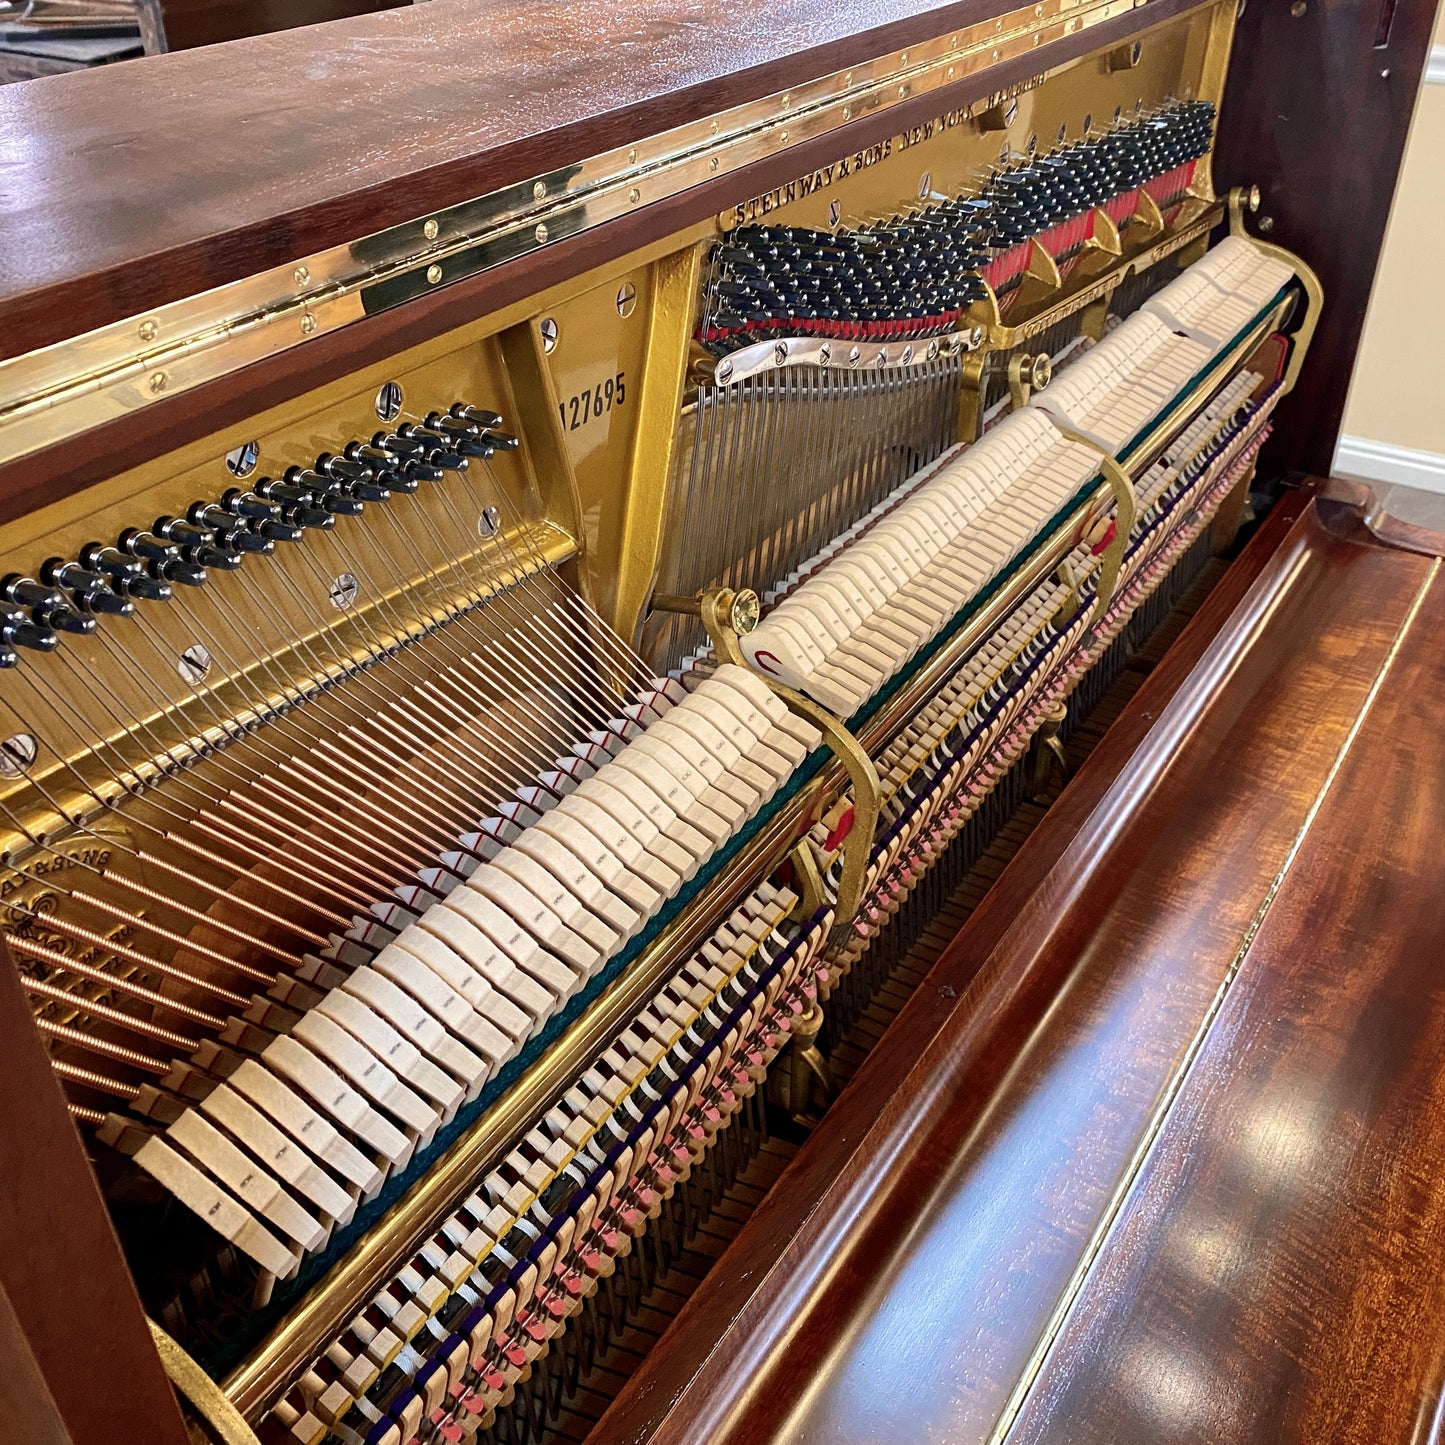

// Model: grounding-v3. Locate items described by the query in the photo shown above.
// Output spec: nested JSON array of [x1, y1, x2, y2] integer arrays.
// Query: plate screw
[[423, 218, 439, 240], [225, 441, 259, 477], [717, 359, 734, 383], [829, 199, 842, 226], [774, 342, 788, 365], [540, 317, 558, 353], [478, 506, 501, 538], [375, 381, 403, 421], [178, 644, 213, 684], [918, 171, 932, 198], [0, 734, 37, 778], [294, 266, 310, 286], [328, 573, 359, 610], [616, 282, 637, 317]]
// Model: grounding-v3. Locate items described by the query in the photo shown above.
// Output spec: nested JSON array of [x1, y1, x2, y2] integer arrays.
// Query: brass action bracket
[[1227, 185, 1323, 398], [1050, 431, 1139, 629], [652, 587, 883, 939]]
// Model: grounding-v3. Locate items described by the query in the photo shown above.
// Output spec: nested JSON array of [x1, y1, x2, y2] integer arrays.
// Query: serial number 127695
[[558, 372, 627, 432]]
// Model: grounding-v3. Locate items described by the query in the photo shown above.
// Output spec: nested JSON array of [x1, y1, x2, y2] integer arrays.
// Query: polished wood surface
[[0, 936, 190, 1445], [590, 489, 1445, 1445], [0, 0, 1196, 527], [150, 0, 402, 54], [0, 0, 1193, 358], [1007, 548, 1445, 1442], [1214, 0, 1438, 479]]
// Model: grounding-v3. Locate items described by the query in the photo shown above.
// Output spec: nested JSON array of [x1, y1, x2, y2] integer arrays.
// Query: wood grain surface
[[1005, 552, 1445, 1442], [0, 0, 1188, 358], [588, 491, 1445, 1445], [0, 0, 1198, 524], [0, 935, 190, 1445]]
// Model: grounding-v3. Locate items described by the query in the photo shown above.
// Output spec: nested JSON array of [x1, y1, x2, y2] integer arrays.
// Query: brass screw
[[137, 319, 158, 343], [293, 265, 310, 286], [616, 281, 637, 318], [1290, 1, 1306, 14], [426, 263, 443, 284], [423, 218, 439, 240], [535, 222, 548, 243], [628, 187, 641, 203], [710, 156, 719, 171], [533, 180, 546, 200], [300, 312, 317, 335], [148, 371, 167, 394]]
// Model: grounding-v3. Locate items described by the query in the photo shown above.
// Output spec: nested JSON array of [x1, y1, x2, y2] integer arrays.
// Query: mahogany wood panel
[[0, 936, 190, 1445], [0, 0, 1200, 525], [588, 492, 1445, 1444], [1213, 0, 1438, 479], [154, 0, 403, 54], [0, 0, 1194, 360], [1003, 555, 1445, 1443]]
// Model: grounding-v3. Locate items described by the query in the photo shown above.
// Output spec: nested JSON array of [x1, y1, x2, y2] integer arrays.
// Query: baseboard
[[1333, 435, 1445, 494]]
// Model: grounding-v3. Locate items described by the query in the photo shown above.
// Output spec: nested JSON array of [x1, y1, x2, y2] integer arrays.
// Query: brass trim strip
[[150, 1320, 264, 1445], [0, 0, 1164, 470]]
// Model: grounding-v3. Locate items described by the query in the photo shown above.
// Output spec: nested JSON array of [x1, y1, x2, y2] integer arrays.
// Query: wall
[[1334, 5, 1445, 491]]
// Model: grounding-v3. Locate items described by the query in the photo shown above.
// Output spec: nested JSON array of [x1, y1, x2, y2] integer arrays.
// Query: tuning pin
[[77, 544, 143, 580], [451, 404, 505, 429], [35, 604, 97, 636], [278, 502, 335, 531], [219, 489, 276, 521], [315, 454, 370, 483], [0, 608, 58, 652], [71, 582, 135, 618], [154, 556, 208, 587], [118, 573, 172, 603], [2, 575, 65, 611], [252, 515, 303, 543], [119, 529, 176, 565]]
